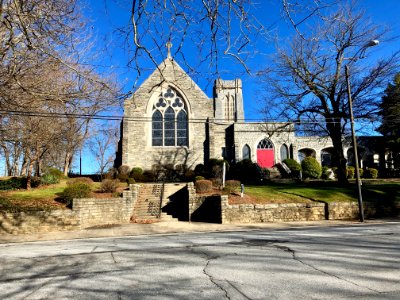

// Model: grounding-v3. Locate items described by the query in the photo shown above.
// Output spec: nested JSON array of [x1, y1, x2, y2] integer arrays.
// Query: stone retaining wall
[[0, 184, 140, 235], [0, 210, 79, 234], [220, 196, 399, 224], [221, 196, 326, 224]]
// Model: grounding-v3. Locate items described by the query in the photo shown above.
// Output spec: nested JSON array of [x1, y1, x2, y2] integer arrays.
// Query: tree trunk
[[20, 155, 28, 176], [26, 160, 35, 190], [35, 159, 43, 177], [11, 145, 21, 176], [328, 128, 348, 185], [1, 144, 12, 176], [63, 151, 72, 176], [20, 147, 32, 176]]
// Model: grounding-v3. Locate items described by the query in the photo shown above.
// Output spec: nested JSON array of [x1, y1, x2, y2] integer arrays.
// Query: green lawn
[[1, 177, 399, 211], [0, 181, 68, 212], [0, 179, 128, 212], [245, 180, 400, 204]]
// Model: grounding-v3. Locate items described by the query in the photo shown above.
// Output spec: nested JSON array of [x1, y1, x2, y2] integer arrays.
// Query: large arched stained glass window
[[151, 87, 188, 147]]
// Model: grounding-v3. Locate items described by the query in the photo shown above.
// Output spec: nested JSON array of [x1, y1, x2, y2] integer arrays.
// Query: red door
[[257, 149, 274, 168]]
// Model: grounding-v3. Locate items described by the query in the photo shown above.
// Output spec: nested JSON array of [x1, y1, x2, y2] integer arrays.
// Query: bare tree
[[0, 0, 120, 187], [117, 0, 271, 86], [259, 2, 400, 184], [89, 125, 119, 177]]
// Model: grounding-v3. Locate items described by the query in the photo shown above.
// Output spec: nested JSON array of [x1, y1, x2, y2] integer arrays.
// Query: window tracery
[[151, 87, 188, 147]]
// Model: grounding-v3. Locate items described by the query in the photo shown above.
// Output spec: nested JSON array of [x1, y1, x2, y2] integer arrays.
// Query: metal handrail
[[158, 182, 165, 219]]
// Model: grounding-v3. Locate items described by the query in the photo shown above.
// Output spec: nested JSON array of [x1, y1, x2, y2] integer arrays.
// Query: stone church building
[[115, 53, 388, 173]]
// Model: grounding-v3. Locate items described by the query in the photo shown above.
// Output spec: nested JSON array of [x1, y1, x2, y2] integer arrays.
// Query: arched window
[[257, 139, 274, 149], [164, 107, 175, 146], [177, 110, 188, 146], [280, 144, 289, 161], [151, 87, 188, 147], [257, 138, 274, 168], [242, 144, 251, 160], [152, 110, 163, 146]]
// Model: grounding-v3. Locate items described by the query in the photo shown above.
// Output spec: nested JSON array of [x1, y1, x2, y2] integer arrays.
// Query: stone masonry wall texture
[[219, 196, 395, 224], [122, 58, 213, 170], [0, 185, 139, 235]]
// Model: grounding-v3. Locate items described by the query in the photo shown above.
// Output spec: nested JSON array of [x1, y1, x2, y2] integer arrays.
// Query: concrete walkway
[[1, 219, 394, 244]]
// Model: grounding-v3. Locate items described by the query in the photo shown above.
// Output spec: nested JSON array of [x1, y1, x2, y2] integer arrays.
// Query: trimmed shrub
[[40, 173, 60, 185], [0, 177, 26, 190], [195, 176, 205, 181], [31, 176, 41, 188], [206, 159, 230, 178], [130, 167, 143, 180], [46, 167, 66, 179], [104, 168, 118, 179], [321, 166, 333, 180], [194, 164, 206, 177], [118, 165, 131, 182], [282, 159, 302, 178], [331, 167, 338, 179], [141, 170, 156, 182], [127, 177, 136, 185], [347, 167, 365, 178], [100, 179, 120, 193], [229, 159, 260, 184], [347, 166, 355, 179], [183, 170, 196, 182], [364, 168, 378, 179], [195, 179, 213, 193], [301, 157, 322, 179], [224, 180, 241, 194], [67, 177, 94, 186], [62, 182, 91, 205]]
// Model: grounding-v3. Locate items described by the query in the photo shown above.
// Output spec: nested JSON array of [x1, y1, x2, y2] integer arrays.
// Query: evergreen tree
[[378, 73, 400, 170]]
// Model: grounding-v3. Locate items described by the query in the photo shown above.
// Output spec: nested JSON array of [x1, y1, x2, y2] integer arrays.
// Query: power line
[[0, 109, 391, 125]]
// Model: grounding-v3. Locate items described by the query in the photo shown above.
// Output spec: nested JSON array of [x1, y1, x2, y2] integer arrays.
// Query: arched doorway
[[321, 147, 335, 167], [298, 148, 316, 162], [257, 139, 274, 168]]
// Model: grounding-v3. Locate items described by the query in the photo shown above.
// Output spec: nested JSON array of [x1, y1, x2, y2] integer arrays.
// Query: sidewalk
[[1, 219, 393, 244]]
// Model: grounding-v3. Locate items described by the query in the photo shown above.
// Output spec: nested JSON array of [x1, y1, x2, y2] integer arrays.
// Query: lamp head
[[366, 40, 379, 47]]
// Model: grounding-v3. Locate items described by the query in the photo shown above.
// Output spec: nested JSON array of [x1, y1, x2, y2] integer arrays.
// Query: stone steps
[[131, 183, 163, 222], [131, 183, 187, 223], [160, 212, 179, 222]]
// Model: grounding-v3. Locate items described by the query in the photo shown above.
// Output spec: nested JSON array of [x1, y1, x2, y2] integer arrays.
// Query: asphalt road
[[0, 222, 399, 299]]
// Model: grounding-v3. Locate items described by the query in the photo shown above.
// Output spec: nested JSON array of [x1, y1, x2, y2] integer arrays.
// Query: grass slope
[[244, 181, 400, 204]]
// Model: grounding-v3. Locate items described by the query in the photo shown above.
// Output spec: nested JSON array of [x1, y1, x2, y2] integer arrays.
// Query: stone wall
[[221, 196, 326, 223], [220, 196, 399, 224], [0, 184, 139, 235], [73, 187, 137, 228], [0, 210, 80, 235]]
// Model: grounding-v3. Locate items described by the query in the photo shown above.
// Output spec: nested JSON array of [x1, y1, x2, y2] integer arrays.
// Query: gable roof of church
[[125, 58, 210, 106]]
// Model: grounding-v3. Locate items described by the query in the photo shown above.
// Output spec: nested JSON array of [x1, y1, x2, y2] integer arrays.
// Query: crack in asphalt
[[110, 252, 117, 264], [226, 280, 253, 300], [202, 253, 231, 300], [272, 244, 381, 294], [182, 240, 233, 300]]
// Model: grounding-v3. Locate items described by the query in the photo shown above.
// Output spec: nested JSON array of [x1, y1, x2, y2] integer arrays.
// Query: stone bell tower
[[213, 78, 244, 122]]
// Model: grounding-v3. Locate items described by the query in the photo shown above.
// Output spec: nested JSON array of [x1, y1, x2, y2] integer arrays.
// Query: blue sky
[[84, 0, 400, 117], [73, 0, 400, 174]]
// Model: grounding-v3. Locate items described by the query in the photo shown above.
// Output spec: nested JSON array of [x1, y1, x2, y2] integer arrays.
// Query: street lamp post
[[344, 39, 379, 222], [345, 65, 364, 222]]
